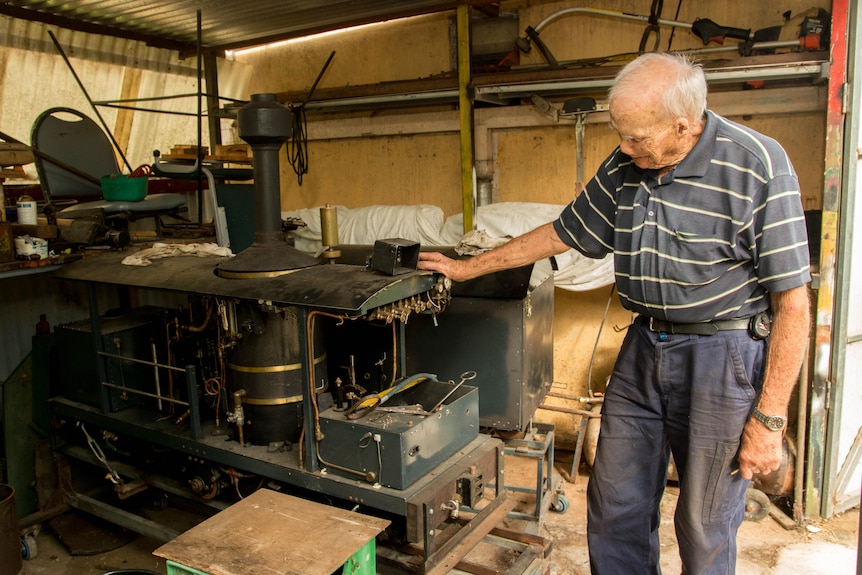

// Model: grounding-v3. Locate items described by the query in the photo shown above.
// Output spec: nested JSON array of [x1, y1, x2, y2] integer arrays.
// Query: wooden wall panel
[[733, 113, 826, 210], [239, 13, 452, 97], [279, 132, 462, 214], [493, 113, 825, 210]]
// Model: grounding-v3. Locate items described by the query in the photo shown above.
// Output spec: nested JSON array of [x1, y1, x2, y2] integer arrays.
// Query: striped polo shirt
[[553, 110, 811, 323]]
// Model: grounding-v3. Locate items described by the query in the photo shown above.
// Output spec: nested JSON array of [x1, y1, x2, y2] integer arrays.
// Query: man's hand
[[417, 252, 472, 282], [417, 222, 570, 283], [736, 419, 784, 480]]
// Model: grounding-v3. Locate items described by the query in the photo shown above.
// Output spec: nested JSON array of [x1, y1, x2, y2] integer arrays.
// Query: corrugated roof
[[0, 0, 500, 52]]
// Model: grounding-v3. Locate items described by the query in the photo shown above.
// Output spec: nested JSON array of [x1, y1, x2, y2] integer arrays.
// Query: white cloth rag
[[455, 229, 512, 255], [121, 242, 233, 266]]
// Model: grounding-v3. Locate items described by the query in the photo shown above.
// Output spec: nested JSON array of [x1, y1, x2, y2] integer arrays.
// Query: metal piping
[[307, 89, 460, 110], [474, 62, 825, 99], [533, 7, 693, 35], [457, 5, 475, 234], [47, 30, 133, 172], [302, 60, 825, 112], [305, 310, 377, 482]]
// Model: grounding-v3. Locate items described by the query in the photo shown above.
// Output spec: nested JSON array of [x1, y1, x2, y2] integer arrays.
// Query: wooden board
[[0, 143, 34, 166], [214, 144, 250, 159], [10, 222, 59, 239], [153, 489, 390, 575], [1, 166, 28, 178], [170, 145, 208, 156], [161, 153, 252, 164]]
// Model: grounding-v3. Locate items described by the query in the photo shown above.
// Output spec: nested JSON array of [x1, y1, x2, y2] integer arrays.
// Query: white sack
[[283, 203, 614, 292]]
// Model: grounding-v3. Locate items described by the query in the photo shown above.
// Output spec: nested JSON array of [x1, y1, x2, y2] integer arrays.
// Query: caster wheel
[[744, 488, 770, 522], [150, 492, 170, 510], [550, 495, 569, 514], [21, 533, 38, 560]]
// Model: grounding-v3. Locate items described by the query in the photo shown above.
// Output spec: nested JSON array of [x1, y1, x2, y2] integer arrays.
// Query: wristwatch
[[751, 406, 787, 431]]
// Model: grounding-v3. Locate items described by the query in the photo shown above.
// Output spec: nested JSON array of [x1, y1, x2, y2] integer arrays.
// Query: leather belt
[[646, 316, 751, 336]]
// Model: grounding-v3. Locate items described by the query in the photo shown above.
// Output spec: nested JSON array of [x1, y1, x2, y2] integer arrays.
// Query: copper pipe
[[306, 311, 375, 481], [232, 389, 247, 446], [185, 299, 214, 333]]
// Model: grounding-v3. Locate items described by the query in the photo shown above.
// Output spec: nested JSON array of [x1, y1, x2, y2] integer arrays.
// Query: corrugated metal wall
[[0, 272, 188, 382], [0, 13, 251, 381], [0, 272, 103, 380], [0, 13, 252, 183]]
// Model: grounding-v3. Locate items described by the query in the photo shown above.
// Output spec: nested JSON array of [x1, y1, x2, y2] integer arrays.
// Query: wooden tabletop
[[0, 253, 82, 276], [153, 489, 390, 575], [160, 153, 252, 164]]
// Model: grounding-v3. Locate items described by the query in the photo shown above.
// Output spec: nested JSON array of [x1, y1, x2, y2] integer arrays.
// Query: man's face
[[609, 100, 686, 172]]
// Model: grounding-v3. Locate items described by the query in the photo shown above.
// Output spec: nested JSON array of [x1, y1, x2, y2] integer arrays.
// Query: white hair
[[609, 52, 707, 122]]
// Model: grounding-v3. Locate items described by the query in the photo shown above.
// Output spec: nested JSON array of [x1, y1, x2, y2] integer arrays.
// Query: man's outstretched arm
[[417, 222, 570, 282]]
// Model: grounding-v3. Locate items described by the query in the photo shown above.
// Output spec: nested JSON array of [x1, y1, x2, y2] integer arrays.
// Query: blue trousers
[[587, 318, 765, 575]]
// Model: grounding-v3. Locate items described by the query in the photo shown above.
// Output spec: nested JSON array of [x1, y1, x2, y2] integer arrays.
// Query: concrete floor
[[541, 477, 859, 575], [16, 454, 861, 575]]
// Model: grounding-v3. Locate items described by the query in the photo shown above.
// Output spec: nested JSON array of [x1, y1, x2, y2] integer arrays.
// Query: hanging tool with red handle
[[514, 7, 821, 67]]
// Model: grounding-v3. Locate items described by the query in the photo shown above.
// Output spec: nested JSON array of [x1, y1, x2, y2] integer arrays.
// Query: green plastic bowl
[[101, 174, 148, 202]]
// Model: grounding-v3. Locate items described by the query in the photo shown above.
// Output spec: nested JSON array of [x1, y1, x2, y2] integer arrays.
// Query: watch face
[[754, 408, 786, 431]]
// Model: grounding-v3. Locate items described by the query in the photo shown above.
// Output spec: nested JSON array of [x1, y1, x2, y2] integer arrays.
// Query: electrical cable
[[667, 0, 684, 50], [287, 51, 335, 185], [639, 0, 664, 53], [287, 106, 309, 185], [376, 438, 383, 481], [358, 432, 384, 482]]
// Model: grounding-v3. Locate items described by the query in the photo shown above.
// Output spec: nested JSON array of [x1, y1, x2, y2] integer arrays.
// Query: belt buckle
[[648, 316, 670, 339]]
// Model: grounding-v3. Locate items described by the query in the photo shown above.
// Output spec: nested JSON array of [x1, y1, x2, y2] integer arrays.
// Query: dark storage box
[[406, 271, 554, 431], [317, 379, 479, 489], [55, 313, 161, 411]]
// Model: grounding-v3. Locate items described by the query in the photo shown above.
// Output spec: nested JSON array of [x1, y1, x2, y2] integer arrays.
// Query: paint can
[[13, 236, 46, 259], [16, 195, 37, 226], [0, 484, 22, 575]]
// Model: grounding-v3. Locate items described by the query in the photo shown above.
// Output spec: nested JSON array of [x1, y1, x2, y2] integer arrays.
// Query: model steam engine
[[47, 94, 553, 572]]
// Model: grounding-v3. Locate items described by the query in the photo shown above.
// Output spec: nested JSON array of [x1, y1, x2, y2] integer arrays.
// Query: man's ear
[[675, 117, 690, 136]]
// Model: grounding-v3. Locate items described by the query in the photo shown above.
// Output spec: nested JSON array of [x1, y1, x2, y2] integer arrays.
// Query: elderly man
[[418, 52, 811, 574]]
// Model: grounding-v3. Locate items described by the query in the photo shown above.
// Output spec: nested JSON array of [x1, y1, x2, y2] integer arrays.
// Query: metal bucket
[[0, 484, 22, 575]]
